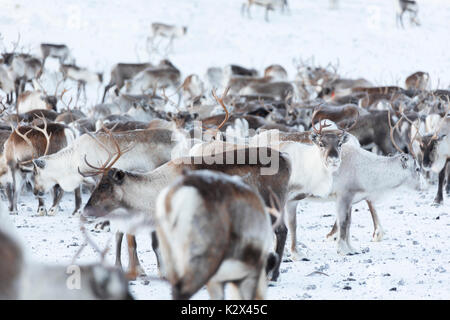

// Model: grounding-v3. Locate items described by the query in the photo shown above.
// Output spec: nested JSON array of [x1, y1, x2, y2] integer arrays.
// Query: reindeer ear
[[33, 159, 46, 169], [437, 134, 447, 141], [310, 132, 319, 144], [340, 132, 349, 144], [109, 169, 125, 184], [400, 154, 409, 169]]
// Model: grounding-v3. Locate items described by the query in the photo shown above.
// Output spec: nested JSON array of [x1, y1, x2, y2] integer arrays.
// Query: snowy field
[[1, 0, 450, 300]]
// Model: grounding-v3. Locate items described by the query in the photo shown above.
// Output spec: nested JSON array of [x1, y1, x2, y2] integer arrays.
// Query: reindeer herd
[[0, 14, 448, 300]]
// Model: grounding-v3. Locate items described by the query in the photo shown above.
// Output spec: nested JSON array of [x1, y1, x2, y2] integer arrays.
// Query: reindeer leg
[[336, 195, 357, 255], [125, 234, 145, 280], [286, 199, 306, 260], [82, 82, 87, 103], [6, 182, 17, 215], [399, 11, 405, 29], [48, 185, 64, 216], [206, 281, 225, 300], [265, 6, 270, 22], [125, 234, 138, 281], [37, 196, 47, 216], [433, 164, 446, 206], [367, 200, 384, 241], [240, 3, 247, 17], [71, 186, 82, 215], [115, 232, 124, 269], [102, 83, 114, 103], [446, 164, 450, 195], [151, 231, 166, 279], [235, 270, 261, 300], [326, 221, 338, 241], [270, 221, 287, 282]]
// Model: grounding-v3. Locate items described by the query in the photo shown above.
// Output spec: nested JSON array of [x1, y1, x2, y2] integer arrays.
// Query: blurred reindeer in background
[[397, 0, 420, 28]]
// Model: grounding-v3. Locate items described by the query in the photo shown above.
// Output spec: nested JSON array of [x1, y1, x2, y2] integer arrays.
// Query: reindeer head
[[310, 111, 350, 172], [421, 134, 447, 172], [83, 168, 130, 218]]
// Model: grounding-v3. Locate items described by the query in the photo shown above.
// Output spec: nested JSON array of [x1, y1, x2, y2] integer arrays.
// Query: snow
[[1, 0, 450, 300]]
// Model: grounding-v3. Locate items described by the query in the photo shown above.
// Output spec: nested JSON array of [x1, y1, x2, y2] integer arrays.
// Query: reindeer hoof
[[94, 221, 110, 232], [125, 271, 138, 281], [48, 206, 59, 216], [37, 206, 47, 216], [337, 241, 358, 256], [136, 266, 147, 278], [372, 228, 384, 242], [9, 210, 18, 216], [71, 209, 81, 217], [290, 250, 308, 262], [326, 232, 338, 242], [432, 200, 442, 207]]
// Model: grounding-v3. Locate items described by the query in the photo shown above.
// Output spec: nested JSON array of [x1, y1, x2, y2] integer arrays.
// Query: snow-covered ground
[[7, 184, 450, 300], [1, 0, 450, 300]]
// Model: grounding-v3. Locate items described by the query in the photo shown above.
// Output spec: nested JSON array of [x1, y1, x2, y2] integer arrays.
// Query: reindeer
[[60, 64, 103, 104], [241, 0, 289, 22], [31, 128, 192, 278], [189, 111, 357, 260], [16, 79, 62, 114], [40, 43, 72, 65], [0, 118, 76, 215], [2, 51, 42, 98], [326, 143, 422, 255], [239, 81, 294, 102], [102, 63, 153, 103], [264, 64, 287, 81], [124, 62, 181, 96], [397, 0, 420, 28], [0, 205, 132, 300], [180, 74, 205, 106], [148, 23, 187, 52], [156, 169, 279, 300], [82, 146, 291, 282], [417, 112, 450, 205], [0, 64, 15, 104], [405, 71, 429, 90]]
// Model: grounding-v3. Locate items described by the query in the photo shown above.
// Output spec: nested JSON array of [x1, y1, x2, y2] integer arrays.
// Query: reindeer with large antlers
[[31, 125, 196, 279], [0, 116, 76, 215]]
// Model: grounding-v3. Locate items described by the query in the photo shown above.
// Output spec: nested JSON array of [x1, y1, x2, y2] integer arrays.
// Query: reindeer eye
[[319, 142, 325, 147]]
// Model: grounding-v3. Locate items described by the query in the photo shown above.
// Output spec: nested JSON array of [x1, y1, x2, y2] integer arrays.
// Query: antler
[[388, 109, 405, 153], [202, 87, 230, 139], [71, 215, 111, 265], [32, 114, 52, 156], [429, 103, 450, 142], [79, 126, 134, 177], [311, 106, 332, 135]]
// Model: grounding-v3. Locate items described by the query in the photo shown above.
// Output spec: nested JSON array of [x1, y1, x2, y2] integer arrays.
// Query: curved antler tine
[[84, 153, 112, 172], [388, 109, 404, 153], [211, 87, 230, 132], [77, 166, 100, 178], [31, 114, 52, 156]]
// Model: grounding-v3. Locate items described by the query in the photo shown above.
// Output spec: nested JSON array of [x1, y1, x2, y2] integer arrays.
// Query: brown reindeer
[[0, 117, 77, 215]]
